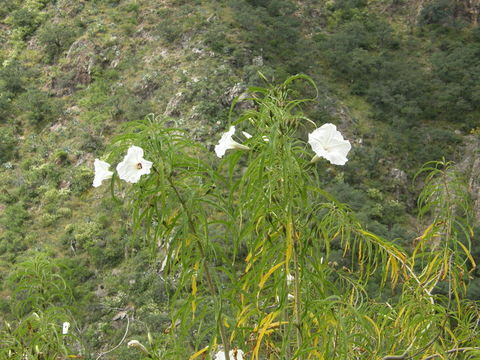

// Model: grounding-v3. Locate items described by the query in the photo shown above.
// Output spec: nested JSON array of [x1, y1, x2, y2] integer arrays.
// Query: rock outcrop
[[457, 135, 480, 224]]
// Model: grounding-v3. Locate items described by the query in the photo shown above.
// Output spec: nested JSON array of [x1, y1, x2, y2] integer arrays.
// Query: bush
[[26, 162, 63, 190], [0, 91, 12, 121], [53, 150, 70, 165], [430, 43, 480, 122], [207, 0, 309, 76], [7, 9, 41, 38], [155, 9, 183, 43], [40, 213, 58, 227], [0, 203, 30, 231], [37, 22, 77, 63], [0, 60, 29, 95], [0, 0, 16, 19], [0, 231, 28, 257], [43, 188, 70, 204], [0, 309, 75, 359], [17, 89, 62, 125], [418, 0, 455, 26], [57, 207, 73, 218], [327, 0, 368, 23], [0, 127, 17, 164], [71, 166, 94, 194], [7, 253, 74, 315]]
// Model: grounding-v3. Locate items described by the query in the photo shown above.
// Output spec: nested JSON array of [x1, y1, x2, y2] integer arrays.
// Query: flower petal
[[308, 123, 351, 165], [117, 146, 153, 183], [214, 126, 249, 158], [127, 145, 144, 159], [93, 159, 113, 187], [214, 349, 245, 360]]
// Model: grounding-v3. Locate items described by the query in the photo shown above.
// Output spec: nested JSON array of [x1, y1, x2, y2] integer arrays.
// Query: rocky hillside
[[0, 0, 479, 358]]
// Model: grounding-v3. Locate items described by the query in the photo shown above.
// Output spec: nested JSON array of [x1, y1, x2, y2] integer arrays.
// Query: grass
[[0, 0, 478, 358]]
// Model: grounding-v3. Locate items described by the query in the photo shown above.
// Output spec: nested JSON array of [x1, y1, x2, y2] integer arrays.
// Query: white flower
[[308, 123, 351, 165], [242, 131, 252, 139], [214, 348, 245, 360], [93, 159, 113, 187], [214, 126, 250, 158], [62, 322, 70, 335], [116, 146, 153, 183]]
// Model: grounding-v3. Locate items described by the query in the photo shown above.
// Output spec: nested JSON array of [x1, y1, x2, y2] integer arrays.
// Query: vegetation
[[0, 0, 479, 359]]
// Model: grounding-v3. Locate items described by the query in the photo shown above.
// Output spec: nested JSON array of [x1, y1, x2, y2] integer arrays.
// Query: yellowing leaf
[[458, 241, 476, 270], [259, 261, 285, 289], [253, 311, 280, 360], [191, 261, 199, 318], [286, 220, 293, 265], [189, 346, 209, 360]]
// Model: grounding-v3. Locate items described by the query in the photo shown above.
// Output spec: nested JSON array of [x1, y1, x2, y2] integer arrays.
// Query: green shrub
[[0, 90, 12, 121], [0, 0, 16, 19], [57, 207, 73, 218], [7, 253, 74, 315], [232, 0, 307, 74], [0, 127, 17, 163], [0, 309, 75, 360], [26, 162, 62, 190], [88, 237, 125, 267], [0, 203, 30, 231], [43, 188, 70, 204], [0, 231, 28, 257], [418, 0, 455, 26], [6, 8, 42, 39], [72, 221, 103, 250], [37, 22, 77, 63], [0, 60, 29, 94], [17, 88, 62, 125], [53, 149, 70, 165], [156, 11, 183, 43], [40, 213, 58, 227], [71, 166, 93, 194], [430, 43, 480, 122]]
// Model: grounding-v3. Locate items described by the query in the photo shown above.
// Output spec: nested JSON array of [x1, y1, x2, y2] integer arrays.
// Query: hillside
[[0, 0, 479, 359]]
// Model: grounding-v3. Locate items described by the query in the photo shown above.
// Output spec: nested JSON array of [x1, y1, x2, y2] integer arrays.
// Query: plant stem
[[422, 347, 480, 360], [166, 175, 231, 360], [292, 222, 303, 359]]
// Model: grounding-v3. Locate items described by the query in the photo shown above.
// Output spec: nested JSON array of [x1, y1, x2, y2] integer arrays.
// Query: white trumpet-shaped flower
[[308, 123, 351, 165], [214, 348, 245, 360], [215, 126, 250, 158], [116, 146, 153, 183], [93, 159, 113, 187], [62, 322, 70, 335]]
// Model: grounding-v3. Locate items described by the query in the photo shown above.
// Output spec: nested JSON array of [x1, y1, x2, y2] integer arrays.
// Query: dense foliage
[[0, 0, 479, 359]]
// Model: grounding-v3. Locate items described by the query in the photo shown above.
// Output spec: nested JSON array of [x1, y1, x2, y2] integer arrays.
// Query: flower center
[[136, 162, 143, 169]]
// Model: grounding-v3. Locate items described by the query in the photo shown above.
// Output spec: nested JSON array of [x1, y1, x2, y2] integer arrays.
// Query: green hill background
[[0, 0, 479, 358]]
